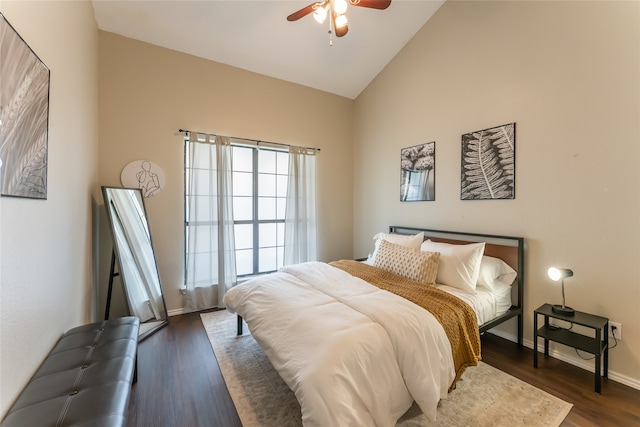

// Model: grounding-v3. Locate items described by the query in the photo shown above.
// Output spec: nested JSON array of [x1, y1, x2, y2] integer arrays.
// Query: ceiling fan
[[287, 0, 391, 43]]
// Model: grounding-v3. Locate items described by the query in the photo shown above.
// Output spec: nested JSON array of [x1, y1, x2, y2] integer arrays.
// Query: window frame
[[184, 140, 289, 283], [233, 146, 288, 277]]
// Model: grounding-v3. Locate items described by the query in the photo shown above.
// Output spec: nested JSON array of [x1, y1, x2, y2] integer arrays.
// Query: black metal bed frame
[[388, 226, 525, 346]]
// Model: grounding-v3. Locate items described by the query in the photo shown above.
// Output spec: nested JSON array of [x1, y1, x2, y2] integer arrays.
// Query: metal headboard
[[389, 226, 525, 346]]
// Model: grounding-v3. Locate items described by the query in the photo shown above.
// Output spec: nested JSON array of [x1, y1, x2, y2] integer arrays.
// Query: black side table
[[534, 303, 609, 393]]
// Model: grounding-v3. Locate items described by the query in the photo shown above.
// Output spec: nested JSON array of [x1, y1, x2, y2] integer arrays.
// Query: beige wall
[[98, 32, 354, 314], [353, 1, 640, 386], [0, 0, 99, 416], [1, 2, 637, 419]]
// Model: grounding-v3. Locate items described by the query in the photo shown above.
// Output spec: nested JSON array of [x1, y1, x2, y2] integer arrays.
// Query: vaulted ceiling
[[92, 0, 444, 99]]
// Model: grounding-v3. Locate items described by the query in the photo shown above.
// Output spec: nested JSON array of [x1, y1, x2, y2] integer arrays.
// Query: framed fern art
[[461, 123, 515, 200], [400, 142, 435, 202], [0, 13, 50, 199]]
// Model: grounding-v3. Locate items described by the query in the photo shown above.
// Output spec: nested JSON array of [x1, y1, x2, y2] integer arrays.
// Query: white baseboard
[[486, 329, 640, 391], [168, 307, 187, 317]]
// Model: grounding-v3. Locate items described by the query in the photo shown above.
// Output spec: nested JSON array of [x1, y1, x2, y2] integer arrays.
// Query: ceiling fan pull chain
[[328, 17, 333, 46]]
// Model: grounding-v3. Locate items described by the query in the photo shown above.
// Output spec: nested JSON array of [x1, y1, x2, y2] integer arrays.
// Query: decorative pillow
[[369, 231, 424, 264], [419, 239, 485, 294], [477, 256, 517, 291], [373, 239, 440, 285]]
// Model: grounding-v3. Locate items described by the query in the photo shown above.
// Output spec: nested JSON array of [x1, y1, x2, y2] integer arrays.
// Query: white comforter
[[223, 262, 455, 426]]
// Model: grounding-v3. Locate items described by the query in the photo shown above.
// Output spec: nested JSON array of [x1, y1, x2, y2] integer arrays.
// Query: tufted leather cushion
[[1, 317, 140, 427]]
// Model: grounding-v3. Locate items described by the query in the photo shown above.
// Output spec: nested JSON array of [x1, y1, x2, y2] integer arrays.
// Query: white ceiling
[[92, 0, 444, 99]]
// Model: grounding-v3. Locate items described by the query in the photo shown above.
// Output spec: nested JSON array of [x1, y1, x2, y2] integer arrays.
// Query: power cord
[[548, 320, 573, 331], [609, 325, 619, 350], [575, 348, 595, 360], [575, 324, 618, 360]]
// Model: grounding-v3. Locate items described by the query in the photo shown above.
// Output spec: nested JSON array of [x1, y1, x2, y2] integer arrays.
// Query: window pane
[[188, 225, 216, 253], [233, 196, 253, 221], [233, 171, 253, 197], [187, 196, 217, 222], [259, 247, 277, 273], [276, 152, 289, 175], [259, 223, 277, 247], [258, 173, 276, 197], [277, 223, 285, 246], [258, 197, 276, 220], [236, 249, 253, 276], [277, 246, 284, 270], [276, 175, 288, 197], [234, 224, 253, 250], [189, 169, 216, 196], [259, 150, 276, 174], [233, 146, 253, 172], [276, 198, 286, 220], [186, 252, 217, 286], [189, 144, 215, 170]]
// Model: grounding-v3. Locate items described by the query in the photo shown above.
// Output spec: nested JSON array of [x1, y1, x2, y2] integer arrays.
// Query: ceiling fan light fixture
[[334, 13, 348, 29], [286, 0, 390, 41], [333, 0, 348, 15], [313, 5, 328, 24]]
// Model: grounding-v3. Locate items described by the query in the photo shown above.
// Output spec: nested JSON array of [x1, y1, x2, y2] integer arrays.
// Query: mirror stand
[[104, 250, 120, 320], [102, 186, 169, 342]]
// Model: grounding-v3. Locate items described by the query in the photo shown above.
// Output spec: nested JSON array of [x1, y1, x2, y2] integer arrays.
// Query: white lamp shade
[[547, 267, 574, 281], [334, 13, 348, 29], [333, 0, 348, 15], [313, 7, 327, 23]]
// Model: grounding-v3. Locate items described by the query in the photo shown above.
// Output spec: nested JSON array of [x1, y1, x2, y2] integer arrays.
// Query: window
[[232, 145, 289, 276], [184, 142, 289, 280]]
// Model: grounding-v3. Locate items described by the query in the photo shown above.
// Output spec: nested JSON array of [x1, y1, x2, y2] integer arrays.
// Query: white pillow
[[419, 239, 485, 294], [370, 231, 424, 263], [477, 255, 517, 291]]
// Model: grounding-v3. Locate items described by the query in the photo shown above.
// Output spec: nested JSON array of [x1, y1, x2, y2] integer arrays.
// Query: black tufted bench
[[1, 316, 140, 427]]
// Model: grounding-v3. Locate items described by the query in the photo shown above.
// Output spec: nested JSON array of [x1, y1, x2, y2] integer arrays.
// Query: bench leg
[[133, 353, 138, 384]]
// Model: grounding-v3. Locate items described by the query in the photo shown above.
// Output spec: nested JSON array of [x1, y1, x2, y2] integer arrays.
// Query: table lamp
[[548, 267, 575, 315]]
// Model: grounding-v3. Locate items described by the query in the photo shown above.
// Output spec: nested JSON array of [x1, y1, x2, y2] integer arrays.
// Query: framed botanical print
[[461, 123, 515, 200], [401, 142, 435, 202]]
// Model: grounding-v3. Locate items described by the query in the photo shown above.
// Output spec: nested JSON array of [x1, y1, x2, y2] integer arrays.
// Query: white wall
[[353, 1, 640, 386], [0, 0, 99, 416]]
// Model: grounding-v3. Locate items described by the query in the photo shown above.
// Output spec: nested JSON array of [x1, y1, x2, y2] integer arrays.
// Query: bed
[[223, 227, 524, 427]]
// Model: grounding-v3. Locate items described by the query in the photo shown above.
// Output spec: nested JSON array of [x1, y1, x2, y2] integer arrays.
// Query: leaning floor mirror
[[102, 186, 168, 341]]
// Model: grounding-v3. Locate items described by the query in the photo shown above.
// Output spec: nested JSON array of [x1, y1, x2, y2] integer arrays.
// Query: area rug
[[201, 310, 573, 427]]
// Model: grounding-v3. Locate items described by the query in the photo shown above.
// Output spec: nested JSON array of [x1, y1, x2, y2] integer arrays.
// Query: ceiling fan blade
[[333, 12, 349, 37], [287, 2, 321, 21], [349, 0, 391, 10]]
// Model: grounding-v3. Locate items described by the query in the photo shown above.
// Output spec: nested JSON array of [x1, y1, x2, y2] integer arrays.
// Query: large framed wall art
[[461, 122, 515, 200], [401, 141, 435, 202], [0, 13, 50, 199]]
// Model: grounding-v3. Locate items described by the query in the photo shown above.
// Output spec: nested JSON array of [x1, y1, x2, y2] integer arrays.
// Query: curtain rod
[[178, 129, 320, 152]]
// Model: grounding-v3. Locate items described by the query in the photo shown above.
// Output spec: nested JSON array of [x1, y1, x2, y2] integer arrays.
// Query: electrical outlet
[[609, 321, 622, 340]]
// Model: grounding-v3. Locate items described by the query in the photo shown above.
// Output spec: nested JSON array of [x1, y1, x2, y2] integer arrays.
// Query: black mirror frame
[[101, 185, 169, 342]]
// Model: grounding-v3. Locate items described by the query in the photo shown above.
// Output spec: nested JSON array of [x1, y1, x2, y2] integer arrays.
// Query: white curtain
[[284, 145, 318, 265], [184, 133, 237, 311]]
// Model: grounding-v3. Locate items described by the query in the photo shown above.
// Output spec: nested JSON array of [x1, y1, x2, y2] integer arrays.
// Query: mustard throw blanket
[[329, 260, 481, 390]]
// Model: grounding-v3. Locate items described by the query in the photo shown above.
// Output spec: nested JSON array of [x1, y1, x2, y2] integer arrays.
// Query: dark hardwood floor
[[128, 311, 640, 426]]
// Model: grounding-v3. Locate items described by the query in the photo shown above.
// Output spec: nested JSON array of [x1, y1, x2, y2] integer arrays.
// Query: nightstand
[[533, 303, 609, 393]]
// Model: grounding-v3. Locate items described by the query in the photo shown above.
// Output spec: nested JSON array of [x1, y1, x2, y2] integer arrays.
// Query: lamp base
[[552, 304, 575, 316]]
